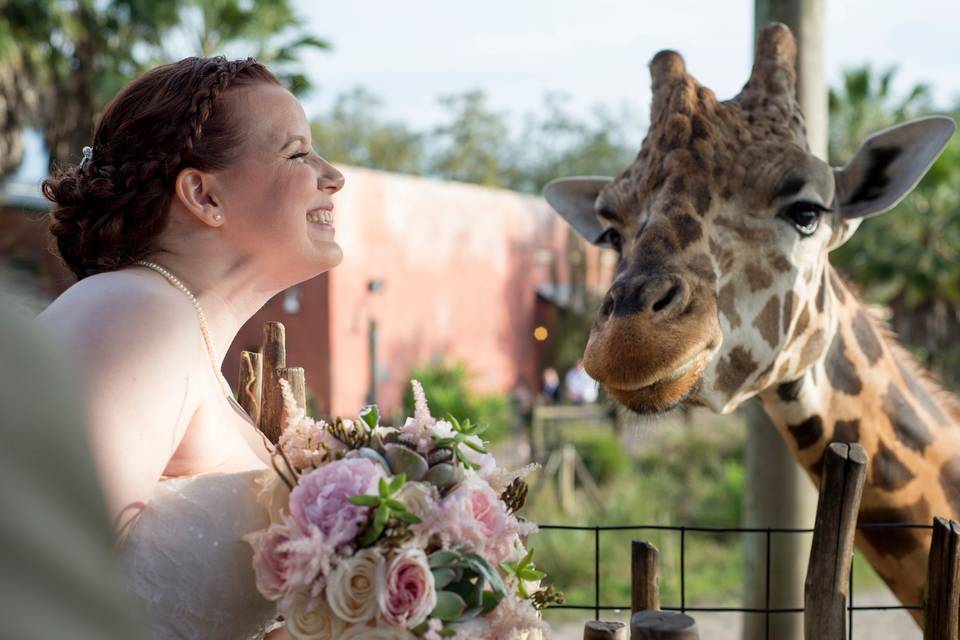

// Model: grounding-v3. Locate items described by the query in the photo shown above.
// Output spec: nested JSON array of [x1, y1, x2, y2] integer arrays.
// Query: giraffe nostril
[[600, 294, 615, 318]]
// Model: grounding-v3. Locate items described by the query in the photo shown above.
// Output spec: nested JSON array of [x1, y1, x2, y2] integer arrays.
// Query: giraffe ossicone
[[545, 22, 957, 620]]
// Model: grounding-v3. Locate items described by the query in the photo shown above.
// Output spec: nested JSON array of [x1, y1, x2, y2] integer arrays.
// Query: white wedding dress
[[121, 470, 280, 639]]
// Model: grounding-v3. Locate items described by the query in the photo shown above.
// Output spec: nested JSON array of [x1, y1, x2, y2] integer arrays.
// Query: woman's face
[[212, 83, 345, 279]]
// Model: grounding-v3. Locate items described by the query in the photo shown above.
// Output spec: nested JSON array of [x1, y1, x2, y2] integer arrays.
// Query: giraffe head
[[545, 23, 954, 415]]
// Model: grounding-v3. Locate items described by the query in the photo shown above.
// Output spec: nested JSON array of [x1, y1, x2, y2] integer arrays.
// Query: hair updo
[[42, 56, 281, 279]]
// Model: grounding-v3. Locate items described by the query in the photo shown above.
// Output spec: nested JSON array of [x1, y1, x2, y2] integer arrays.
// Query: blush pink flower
[[249, 524, 292, 601], [289, 458, 385, 549], [377, 549, 436, 627]]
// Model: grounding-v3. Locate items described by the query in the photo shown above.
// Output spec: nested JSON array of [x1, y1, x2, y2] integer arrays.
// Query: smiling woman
[[36, 56, 345, 639]]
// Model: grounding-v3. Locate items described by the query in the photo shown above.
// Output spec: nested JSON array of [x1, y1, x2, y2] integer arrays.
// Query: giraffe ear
[[543, 176, 613, 245], [834, 116, 956, 220]]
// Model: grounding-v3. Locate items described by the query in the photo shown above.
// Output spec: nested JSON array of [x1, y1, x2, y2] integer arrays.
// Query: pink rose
[[450, 480, 508, 539], [290, 458, 385, 549], [377, 549, 436, 627], [251, 525, 291, 601]]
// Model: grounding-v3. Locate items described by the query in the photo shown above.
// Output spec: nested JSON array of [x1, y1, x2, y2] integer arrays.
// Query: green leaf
[[431, 567, 457, 589], [348, 494, 380, 507], [429, 550, 461, 568], [385, 498, 407, 511], [389, 473, 407, 493], [431, 591, 467, 621], [394, 510, 421, 524], [374, 503, 390, 528], [378, 476, 389, 496], [358, 405, 379, 429], [481, 589, 503, 614], [517, 568, 547, 581]]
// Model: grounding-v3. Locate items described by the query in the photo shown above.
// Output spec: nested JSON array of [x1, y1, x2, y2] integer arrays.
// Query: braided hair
[[42, 57, 280, 279]]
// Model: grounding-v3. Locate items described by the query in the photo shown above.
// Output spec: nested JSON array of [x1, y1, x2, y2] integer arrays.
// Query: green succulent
[[427, 549, 505, 623], [348, 474, 421, 546], [500, 548, 547, 598], [431, 415, 489, 470]]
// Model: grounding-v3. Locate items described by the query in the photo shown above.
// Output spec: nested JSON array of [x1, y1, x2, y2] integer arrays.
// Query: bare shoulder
[[38, 270, 199, 359]]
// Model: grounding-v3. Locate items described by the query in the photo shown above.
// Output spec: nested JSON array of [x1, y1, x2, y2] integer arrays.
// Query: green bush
[[568, 430, 629, 485], [402, 361, 513, 442]]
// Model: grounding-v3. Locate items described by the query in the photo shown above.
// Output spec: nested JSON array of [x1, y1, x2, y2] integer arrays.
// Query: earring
[[213, 213, 223, 223]]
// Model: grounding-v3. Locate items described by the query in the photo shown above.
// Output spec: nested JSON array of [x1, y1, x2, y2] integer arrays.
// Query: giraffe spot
[[694, 186, 712, 216], [884, 383, 933, 454], [668, 175, 686, 195], [794, 306, 810, 338], [745, 263, 773, 292], [714, 346, 757, 396], [893, 355, 949, 427], [939, 455, 960, 515], [787, 415, 823, 450], [687, 253, 715, 283], [830, 270, 847, 304], [672, 212, 703, 248], [769, 254, 792, 274], [873, 441, 915, 492], [852, 311, 883, 365], [825, 333, 862, 396], [777, 378, 803, 402], [782, 291, 797, 334], [799, 329, 826, 366], [832, 419, 861, 444], [815, 271, 827, 313], [691, 113, 711, 140], [718, 282, 741, 329], [859, 497, 930, 559], [753, 295, 781, 348]]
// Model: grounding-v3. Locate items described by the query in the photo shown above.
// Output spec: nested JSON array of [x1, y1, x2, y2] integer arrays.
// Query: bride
[[37, 56, 343, 639]]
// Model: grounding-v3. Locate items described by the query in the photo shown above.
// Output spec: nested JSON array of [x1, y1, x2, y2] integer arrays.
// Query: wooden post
[[280, 366, 306, 415], [924, 517, 960, 640], [582, 621, 627, 640], [803, 443, 867, 640], [632, 541, 660, 614], [238, 351, 262, 426], [258, 321, 287, 444], [630, 611, 699, 639], [558, 443, 576, 514]]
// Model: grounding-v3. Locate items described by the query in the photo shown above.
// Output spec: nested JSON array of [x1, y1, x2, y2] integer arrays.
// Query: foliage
[[403, 361, 513, 442], [566, 430, 629, 485], [0, 0, 325, 176]]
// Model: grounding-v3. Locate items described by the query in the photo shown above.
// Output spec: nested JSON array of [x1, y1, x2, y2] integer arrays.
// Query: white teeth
[[307, 210, 333, 225]]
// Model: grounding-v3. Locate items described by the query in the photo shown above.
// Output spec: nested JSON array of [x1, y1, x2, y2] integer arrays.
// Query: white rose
[[396, 481, 439, 520], [339, 623, 417, 639], [255, 469, 291, 525], [282, 596, 346, 640], [325, 548, 384, 623]]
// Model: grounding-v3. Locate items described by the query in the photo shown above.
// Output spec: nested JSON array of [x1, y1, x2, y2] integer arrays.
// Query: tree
[[428, 90, 511, 187], [310, 87, 423, 175], [829, 66, 960, 385], [0, 0, 325, 177]]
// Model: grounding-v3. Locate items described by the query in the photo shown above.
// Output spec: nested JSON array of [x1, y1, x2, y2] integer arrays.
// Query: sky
[[295, 0, 960, 132]]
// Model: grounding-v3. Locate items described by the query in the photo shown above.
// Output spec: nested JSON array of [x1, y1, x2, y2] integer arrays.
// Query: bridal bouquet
[[247, 381, 561, 640]]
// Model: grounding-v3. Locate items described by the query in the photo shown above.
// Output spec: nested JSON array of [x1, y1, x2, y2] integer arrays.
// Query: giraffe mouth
[[601, 349, 714, 414]]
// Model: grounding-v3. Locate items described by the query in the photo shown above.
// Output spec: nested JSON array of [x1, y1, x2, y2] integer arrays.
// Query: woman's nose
[[317, 157, 345, 194]]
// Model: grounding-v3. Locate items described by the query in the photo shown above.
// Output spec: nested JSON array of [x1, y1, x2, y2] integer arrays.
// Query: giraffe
[[544, 23, 958, 620]]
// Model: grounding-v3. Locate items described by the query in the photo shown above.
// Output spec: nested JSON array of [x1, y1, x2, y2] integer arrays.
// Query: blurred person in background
[[541, 367, 561, 404], [564, 358, 598, 404]]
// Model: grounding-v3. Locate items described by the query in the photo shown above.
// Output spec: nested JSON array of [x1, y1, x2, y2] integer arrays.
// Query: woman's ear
[[174, 168, 224, 227]]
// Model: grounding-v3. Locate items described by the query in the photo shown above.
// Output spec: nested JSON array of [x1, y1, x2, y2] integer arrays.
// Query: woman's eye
[[782, 201, 827, 236], [290, 151, 309, 161], [602, 228, 623, 252]]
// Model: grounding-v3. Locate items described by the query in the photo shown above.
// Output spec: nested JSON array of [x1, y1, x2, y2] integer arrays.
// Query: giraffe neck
[[757, 266, 960, 611]]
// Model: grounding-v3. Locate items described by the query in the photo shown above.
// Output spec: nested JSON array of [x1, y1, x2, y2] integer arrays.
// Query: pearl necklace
[[136, 260, 233, 398]]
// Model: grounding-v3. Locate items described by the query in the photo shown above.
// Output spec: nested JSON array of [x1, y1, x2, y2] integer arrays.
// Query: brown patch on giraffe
[[715, 216, 776, 243], [829, 270, 847, 304], [859, 497, 930, 558], [872, 441, 915, 492], [694, 186, 712, 216], [798, 329, 825, 366], [718, 282, 741, 329], [777, 378, 803, 402], [745, 263, 773, 292], [769, 253, 792, 274], [687, 253, 715, 283], [852, 311, 883, 365], [753, 295, 781, 348], [793, 306, 810, 339], [782, 291, 796, 334], [884, 383, 934, 454], [825, 333, 863, 396], [787, 415, 823, 450], [939, 455, 960, 515], [815, 270, 827, 313], [893, 355, 950, 427], [714, 346, 757, 397], [832, 419, 861, 444], [672, 212, 703, 248]]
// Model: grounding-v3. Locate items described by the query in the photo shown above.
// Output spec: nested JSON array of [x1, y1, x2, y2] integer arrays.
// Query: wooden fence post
[[630, 611, 699, 639], [632, 541, 660, 614], [258, 322, 286, 444], [803, 442, 868, 640], [238, 351, 262, 426], [924, 516, 960, 640], [583, 621, 627, 639]]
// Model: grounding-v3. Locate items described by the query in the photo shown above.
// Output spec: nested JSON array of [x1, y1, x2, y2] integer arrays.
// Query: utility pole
[[742, 2, 825, 640]]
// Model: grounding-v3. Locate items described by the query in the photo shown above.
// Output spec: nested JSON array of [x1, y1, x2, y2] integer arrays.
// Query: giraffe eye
[[782, 201, 828, 236], [601, 227, 623, 252]]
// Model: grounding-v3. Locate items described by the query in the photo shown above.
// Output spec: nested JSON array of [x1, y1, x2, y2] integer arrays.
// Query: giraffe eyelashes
[[600, 227, 623, 252], [781, 201, 830, 237]]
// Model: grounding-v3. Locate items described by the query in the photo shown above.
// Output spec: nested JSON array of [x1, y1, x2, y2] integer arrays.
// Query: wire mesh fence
[[535, 521, 932, 640]]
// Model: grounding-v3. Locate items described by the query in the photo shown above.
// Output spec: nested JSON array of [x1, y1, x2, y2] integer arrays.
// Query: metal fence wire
[[537, 521, 933, 640]]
